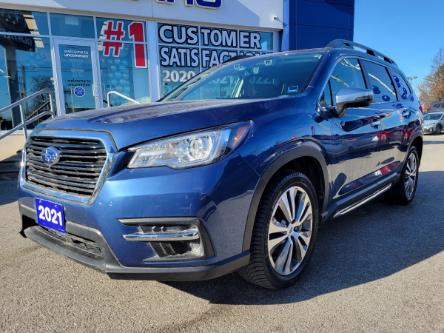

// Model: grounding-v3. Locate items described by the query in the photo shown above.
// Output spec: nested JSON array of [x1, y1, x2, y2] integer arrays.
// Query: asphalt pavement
[[0, 136, 443, 333]]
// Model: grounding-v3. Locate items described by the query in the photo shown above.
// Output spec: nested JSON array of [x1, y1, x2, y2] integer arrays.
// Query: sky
[[354, 0, 444, 91]]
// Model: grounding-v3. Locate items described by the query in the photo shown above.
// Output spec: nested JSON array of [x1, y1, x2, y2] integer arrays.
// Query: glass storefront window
[[96, 17, 150, 107], [159, 45, 200, 94], [99, 42, 150, 107], [239, 31, 273, 52], [50, 13, 94, 38], [96, 17, 147, 43], [0, 35, 53, 129], [260, 32, 274, 51], [0, 9, 49, 35], [58, 43, 97, 114]]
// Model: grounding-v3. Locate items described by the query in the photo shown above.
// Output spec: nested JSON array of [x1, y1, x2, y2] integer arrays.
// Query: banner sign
[[158, 23, 273, 94], [99, 19, 147, 68]]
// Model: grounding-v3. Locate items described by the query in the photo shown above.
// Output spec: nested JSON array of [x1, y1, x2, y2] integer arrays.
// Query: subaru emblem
[[41, 147, 61, 166]]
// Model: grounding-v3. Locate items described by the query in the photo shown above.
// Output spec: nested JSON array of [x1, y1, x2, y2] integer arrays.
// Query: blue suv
[[18, 40, 423, 289]]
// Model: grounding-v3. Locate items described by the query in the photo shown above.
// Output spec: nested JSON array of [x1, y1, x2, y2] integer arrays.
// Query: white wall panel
[[0, 0, 283, 30]]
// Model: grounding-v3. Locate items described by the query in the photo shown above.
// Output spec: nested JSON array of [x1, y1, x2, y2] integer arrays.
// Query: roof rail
[[326, 39, 397, 66]]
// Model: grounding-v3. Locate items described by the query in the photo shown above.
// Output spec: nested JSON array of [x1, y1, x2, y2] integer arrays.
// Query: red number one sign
[[129, 22, 147, 68]]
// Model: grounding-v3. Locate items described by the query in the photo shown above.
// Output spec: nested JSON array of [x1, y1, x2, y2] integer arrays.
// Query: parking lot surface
[[0, 136, 443, 333]]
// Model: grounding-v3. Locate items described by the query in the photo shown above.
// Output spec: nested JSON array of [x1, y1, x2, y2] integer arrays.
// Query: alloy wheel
[[404, 152, 418, 200], [267, 186, 313, 276]]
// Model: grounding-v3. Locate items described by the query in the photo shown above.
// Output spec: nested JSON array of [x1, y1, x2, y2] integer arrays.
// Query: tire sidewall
[[261, 173, 319, 288], [401, 147, 420, 203]]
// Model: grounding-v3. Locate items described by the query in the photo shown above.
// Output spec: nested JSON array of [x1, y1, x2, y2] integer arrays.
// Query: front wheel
[[386, 147, 419, 205], [239, 171, 319, 289], [435, 124, 442, 134]]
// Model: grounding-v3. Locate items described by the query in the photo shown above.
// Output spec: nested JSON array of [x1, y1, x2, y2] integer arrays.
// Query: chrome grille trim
[[25, 136, 108, 200]]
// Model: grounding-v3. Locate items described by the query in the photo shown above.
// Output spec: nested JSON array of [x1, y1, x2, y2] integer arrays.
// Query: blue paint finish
[[19, 46, 423, 278], [283, 0, 355, 50]]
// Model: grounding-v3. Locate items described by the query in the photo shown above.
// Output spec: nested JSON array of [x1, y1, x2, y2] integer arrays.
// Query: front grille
[[25, 136, 107, 198]]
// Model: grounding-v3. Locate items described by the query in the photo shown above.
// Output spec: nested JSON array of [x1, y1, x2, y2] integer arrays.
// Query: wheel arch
[[411, 135, 423, 161], [242, 141, 330, 251]]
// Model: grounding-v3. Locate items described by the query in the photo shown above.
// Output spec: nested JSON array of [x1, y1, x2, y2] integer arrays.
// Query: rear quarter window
[[391, 71, 414, 101]]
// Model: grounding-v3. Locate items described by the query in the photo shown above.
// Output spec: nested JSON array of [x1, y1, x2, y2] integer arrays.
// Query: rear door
[[390, 69, 418, 160], [361, 60, 405, 173], [323, 58, 385, 199]]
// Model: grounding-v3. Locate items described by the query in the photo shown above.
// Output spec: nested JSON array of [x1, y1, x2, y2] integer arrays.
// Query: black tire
[[239, 171, 319, 289], [385, 146, 420, 205], [435, 124, 442, 134]]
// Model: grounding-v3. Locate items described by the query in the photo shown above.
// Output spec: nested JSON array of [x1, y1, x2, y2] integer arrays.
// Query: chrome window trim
[[20, 129, 117, 206]]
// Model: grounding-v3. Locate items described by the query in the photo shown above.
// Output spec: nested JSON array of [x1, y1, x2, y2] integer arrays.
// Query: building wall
[[0, 0, 284, 30], [284, 0, 355, 50]]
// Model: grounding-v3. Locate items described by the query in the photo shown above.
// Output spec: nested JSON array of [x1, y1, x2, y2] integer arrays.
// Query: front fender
[[242, 140, 329, 251]]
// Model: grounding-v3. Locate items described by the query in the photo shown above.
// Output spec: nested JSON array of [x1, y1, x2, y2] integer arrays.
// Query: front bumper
[[18, 130, 259, 280], [21, 220, 249, 280]]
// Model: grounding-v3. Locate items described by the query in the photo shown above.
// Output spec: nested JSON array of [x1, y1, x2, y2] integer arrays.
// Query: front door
[[53, 39, 101, 114], [322, 57, 384, 199]]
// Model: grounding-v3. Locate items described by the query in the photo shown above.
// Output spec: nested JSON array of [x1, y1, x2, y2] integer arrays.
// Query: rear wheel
[[386, 147, 419, 205], [239, 171, 319, 289]]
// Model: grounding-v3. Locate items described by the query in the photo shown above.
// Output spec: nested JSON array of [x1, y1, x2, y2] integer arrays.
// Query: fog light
[[120, 220, 208, 260]]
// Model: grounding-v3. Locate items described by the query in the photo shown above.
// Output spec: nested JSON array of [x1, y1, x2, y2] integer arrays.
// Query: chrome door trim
[[334, 183, 392, 218]]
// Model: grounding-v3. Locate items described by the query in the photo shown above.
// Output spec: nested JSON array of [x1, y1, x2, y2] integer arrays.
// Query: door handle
[[371, 120, 381, 128], [402, 109, 411, 118]]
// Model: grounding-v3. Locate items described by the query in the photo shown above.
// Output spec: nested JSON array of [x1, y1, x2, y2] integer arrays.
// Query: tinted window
[[363, 61, 397, 103], [329, 58, 366, 105], [163, 53, 324, 101], [392, 71, 413, 101]]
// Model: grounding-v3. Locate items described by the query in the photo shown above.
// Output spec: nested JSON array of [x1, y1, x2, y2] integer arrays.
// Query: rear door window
[[362, 61, 397, 103], [329, 58, 366, 105]]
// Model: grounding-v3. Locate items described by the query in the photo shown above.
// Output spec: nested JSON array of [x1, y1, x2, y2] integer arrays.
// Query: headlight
[[128, 122, 251, 169]]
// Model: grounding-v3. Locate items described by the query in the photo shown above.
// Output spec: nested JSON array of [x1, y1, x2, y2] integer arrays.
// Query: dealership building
[[0, 0, 354, 131]]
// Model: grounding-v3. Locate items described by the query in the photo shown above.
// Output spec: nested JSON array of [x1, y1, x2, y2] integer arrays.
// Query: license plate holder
[[35, 199, 65, 233]]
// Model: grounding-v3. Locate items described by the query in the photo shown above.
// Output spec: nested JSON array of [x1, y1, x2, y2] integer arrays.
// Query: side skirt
[[323, 173, 399, 222], [333, 183, 392, 218]]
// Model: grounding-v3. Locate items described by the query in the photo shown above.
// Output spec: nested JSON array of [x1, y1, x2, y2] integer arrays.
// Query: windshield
[[424, 113, 443, 120], [162, 53, 324, 102]]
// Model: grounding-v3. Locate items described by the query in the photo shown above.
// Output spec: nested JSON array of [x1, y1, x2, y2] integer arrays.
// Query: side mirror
[[333, 88, 373, 117]]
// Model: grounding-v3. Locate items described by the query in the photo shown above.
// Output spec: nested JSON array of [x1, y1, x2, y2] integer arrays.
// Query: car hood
[[36, 98, 295, 150], [424, 120, 438, 125]]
